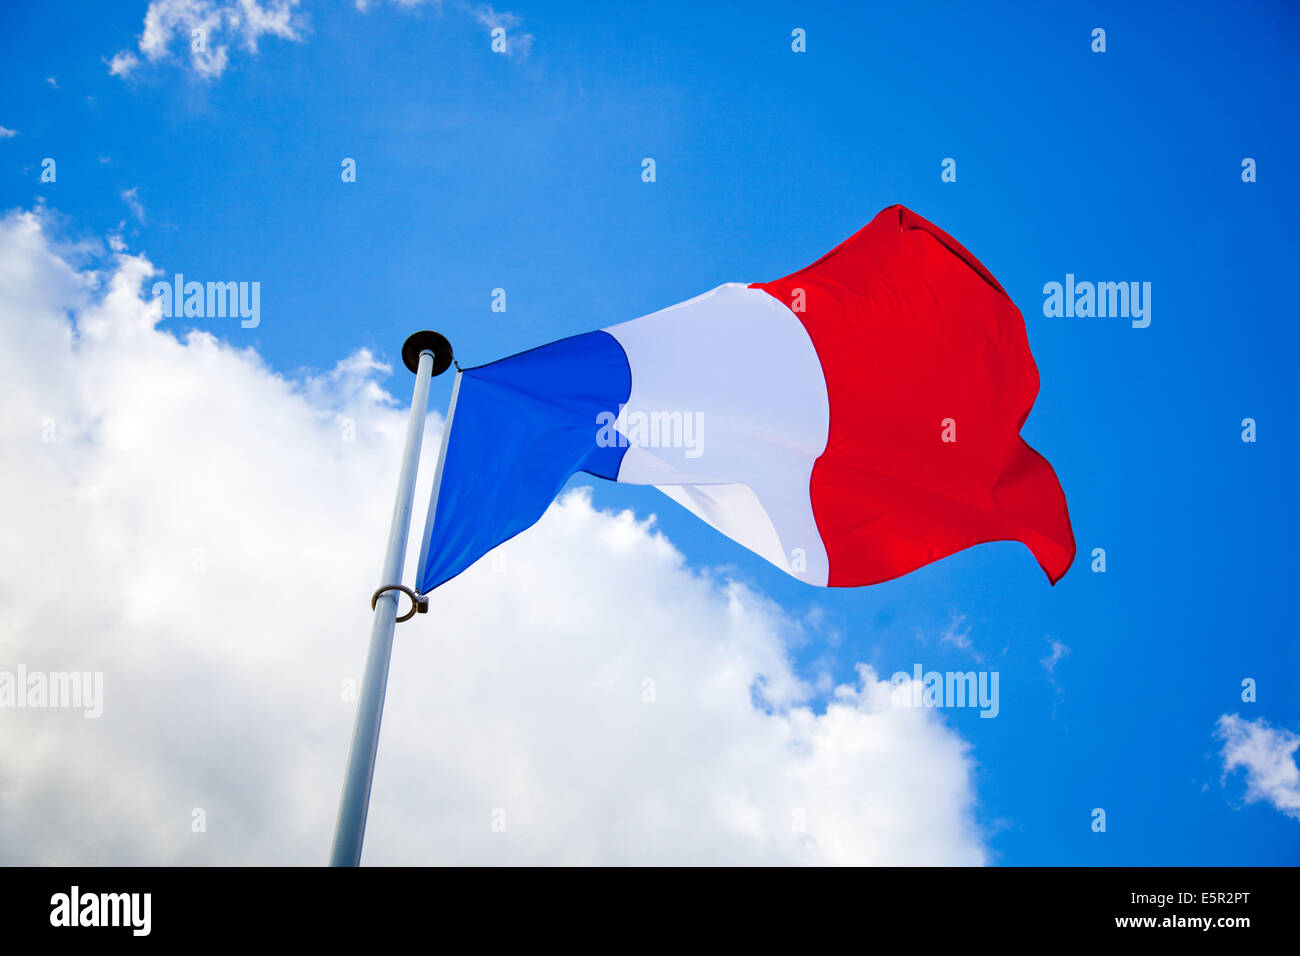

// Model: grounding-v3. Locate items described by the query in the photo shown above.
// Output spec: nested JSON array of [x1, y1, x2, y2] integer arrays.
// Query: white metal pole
[[330, 336, 445, 867]]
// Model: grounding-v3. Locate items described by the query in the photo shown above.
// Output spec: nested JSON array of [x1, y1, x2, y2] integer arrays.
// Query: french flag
[[416, 205, 1075, 593]]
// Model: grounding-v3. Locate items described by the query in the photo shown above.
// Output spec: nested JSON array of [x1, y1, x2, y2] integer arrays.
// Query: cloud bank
[[0, 208, 985, 864]]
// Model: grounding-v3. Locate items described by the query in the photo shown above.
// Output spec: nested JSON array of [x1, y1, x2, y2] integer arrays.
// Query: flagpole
[[330, 331, 453, 867]]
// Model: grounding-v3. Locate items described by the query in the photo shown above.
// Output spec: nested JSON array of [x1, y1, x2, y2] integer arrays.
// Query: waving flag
[[415, 205, 1075, 593]]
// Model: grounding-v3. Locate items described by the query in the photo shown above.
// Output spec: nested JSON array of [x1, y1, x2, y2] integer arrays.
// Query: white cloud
[[354, 1, 535, 59], [356, 0, 432, 10], [0, 208, 986, 865], [109, 0, 305, 80], [1215, 714, 1300, 821], [463, 2, 533, 59], [939, 612, 982, 662], [939, 612, 970, 649], [1040, 638, 1069, 705], [109, 0, 534, 78], [1040, 639, 1069, 674], [0, 126, 17, 139], [46, 76, 60, 89], [107, 51, 141, 77], [121, 188, 146, 224]]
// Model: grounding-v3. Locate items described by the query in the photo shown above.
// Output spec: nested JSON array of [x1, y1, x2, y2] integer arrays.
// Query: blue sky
[[3, 0, 1298, 864]]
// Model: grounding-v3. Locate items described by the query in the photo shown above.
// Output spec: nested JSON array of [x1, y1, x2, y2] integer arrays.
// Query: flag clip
[[370, 584, 428, 623]]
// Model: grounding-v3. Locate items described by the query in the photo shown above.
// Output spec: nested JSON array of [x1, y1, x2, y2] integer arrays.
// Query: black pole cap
[[401, 330, 454, 376]]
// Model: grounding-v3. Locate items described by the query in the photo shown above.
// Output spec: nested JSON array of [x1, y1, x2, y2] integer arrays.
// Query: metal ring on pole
[[370, 584, 428, 623]]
